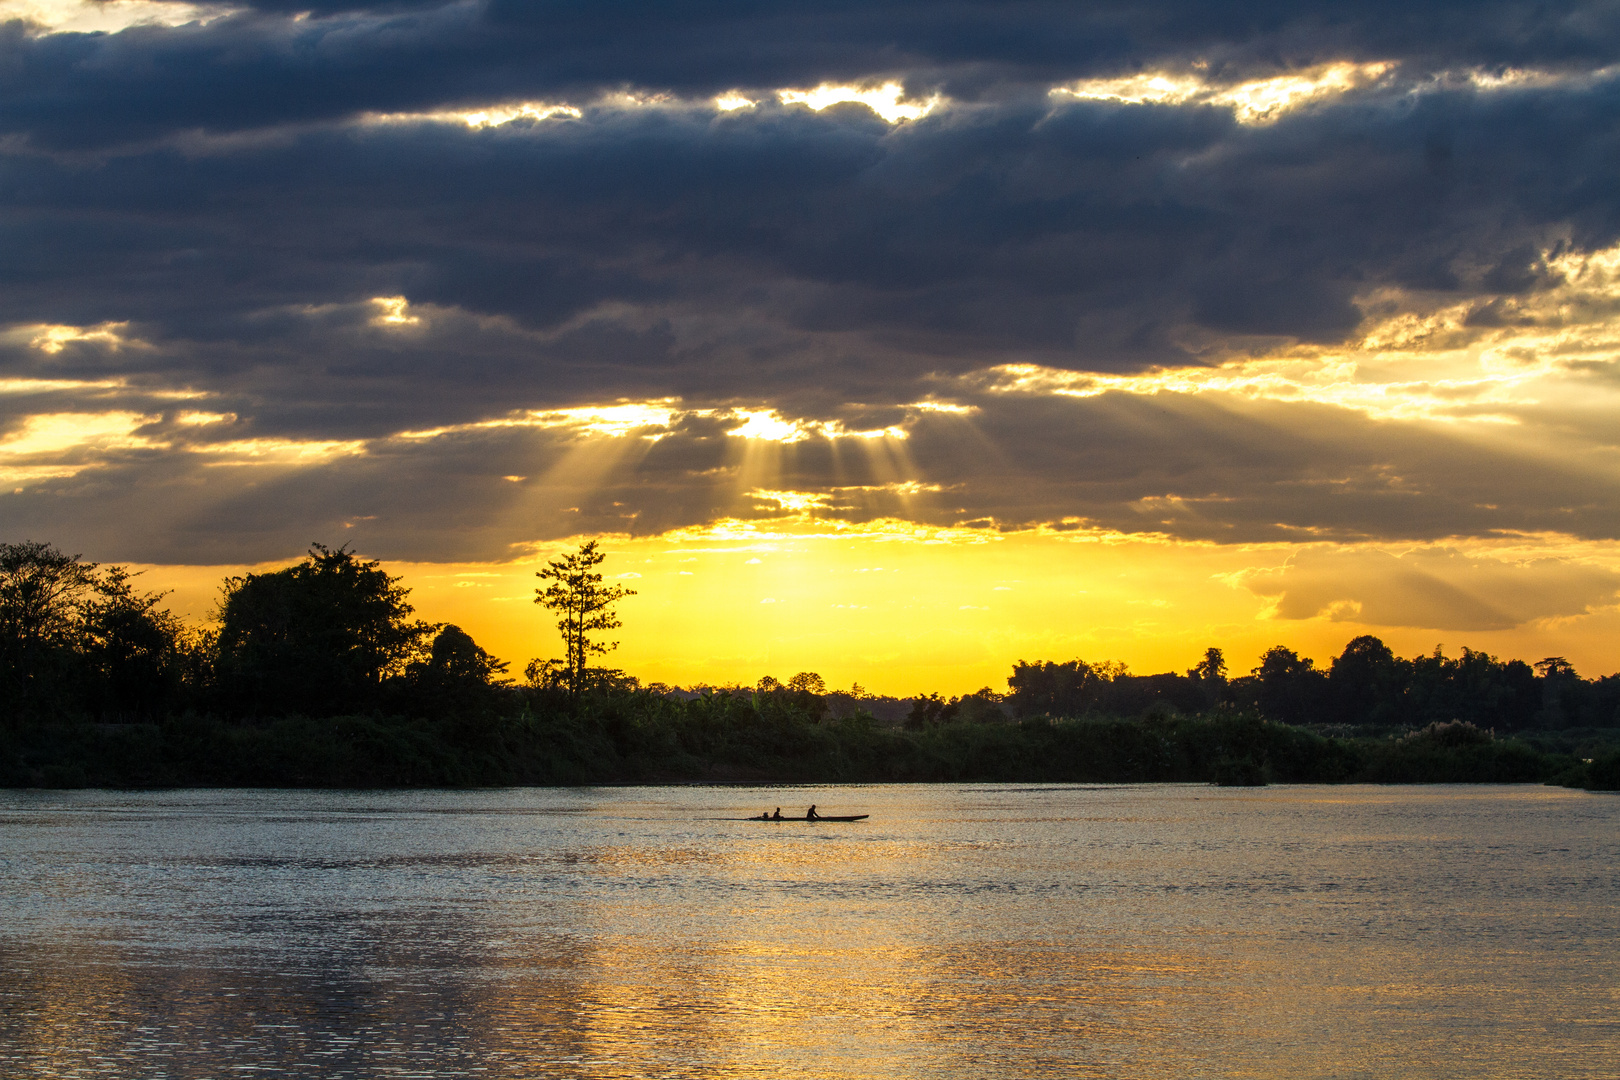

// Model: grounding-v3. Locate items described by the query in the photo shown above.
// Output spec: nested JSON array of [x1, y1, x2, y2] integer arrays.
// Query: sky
[[4, 0, 1620, 693]]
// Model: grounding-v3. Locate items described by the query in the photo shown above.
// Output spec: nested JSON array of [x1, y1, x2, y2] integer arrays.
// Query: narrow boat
[[745, 814, 868, 822]]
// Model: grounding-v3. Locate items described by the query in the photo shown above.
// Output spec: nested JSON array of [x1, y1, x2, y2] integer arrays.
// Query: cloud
[[6, 2, 1620, 150], [6, 364, 1620, 565], [7, 74, 1618, 392], [4, 2, 1620, 570], [1240, 547, 1620, 630]]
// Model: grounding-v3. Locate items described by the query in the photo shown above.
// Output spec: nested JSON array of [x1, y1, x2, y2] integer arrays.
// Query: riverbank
[[4, 696, 1618, 789]]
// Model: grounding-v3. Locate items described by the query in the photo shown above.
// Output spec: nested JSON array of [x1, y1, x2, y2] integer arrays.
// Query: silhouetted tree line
[[2, 542, 200, 722], [1, 541, 510, 724], [1005, 639, 1620, 731], [4, 539, 1618, 790]]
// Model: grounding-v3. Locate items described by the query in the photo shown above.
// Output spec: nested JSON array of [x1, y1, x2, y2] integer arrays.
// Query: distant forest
[[3, 540, 1618, 790]]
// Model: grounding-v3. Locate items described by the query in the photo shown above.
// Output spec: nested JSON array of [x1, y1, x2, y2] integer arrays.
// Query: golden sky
[[133, 526, 1620, 697]]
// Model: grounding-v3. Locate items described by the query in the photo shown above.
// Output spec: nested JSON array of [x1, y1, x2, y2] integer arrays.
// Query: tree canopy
[[1, 541, 101, 715], [215, 543, 435, 716], [1, 542, 191, 722]]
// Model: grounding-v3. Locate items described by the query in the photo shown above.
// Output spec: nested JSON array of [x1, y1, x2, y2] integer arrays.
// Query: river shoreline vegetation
[[3, 541, 1618, 790]]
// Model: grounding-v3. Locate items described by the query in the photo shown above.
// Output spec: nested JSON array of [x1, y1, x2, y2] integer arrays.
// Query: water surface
[[1, 784, 1615, 1078]]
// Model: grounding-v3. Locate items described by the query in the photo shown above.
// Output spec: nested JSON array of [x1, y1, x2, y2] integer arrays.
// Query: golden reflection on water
[[1, 785, 1617, 1078], [455, 928, 1227, 1077], [7, 941, 136, 1077]]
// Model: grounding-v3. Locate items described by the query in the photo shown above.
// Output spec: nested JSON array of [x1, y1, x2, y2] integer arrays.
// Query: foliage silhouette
[[905, 692, 957, 729], [1, 542, 192, 722], [533, 540, 635, 695], [78, 566, 195, 720], [1190, 646, 1227, 684], [401, 624, 513, 720], [1248, 646, 1327, 726], [4, 535, 1620, 790], [5, 693, 1602, 789], [1, 541, 103, 719], [214, 543, 435, 717], [787, 672, 826, 695]]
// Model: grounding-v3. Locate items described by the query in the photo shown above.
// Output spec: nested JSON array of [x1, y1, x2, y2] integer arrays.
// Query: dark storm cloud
[[6, 78, 1620, 415], [6, 1, 1620, 561], [4, 1, 1618, 150]]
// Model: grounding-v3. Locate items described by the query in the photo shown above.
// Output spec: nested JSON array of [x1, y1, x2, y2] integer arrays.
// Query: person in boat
[[806, 804, 818, 821], [771, 807, 782, 820]]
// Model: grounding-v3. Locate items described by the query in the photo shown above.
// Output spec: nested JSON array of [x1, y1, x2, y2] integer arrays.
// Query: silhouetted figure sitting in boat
[[772, 807, 782, 820], [806, 804, 818, 821]]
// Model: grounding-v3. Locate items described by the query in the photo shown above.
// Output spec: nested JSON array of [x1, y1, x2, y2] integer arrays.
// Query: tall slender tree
[[534, 540, 635, 694]]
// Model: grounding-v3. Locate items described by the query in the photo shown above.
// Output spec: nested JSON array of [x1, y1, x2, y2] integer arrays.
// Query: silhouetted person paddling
[[805, 804, 818, 821], [772, 807, 782, 820]]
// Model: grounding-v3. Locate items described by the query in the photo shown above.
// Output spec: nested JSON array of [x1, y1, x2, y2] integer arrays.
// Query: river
[[1, 784, 1615, 1078]]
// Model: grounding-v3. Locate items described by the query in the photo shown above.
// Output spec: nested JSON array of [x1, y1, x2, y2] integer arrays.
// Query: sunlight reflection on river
[[1, 785, 1616, 1078]]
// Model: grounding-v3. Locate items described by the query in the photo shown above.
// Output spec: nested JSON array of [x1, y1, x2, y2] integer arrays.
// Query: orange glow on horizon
[[130, 529, 1620, 698]]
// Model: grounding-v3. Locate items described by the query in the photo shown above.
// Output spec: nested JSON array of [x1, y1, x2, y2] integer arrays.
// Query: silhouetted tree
[[1188, 646, 1230, 709], [1328, 635, 1406, 725], [1484, 656, 1540, 729], [1190, 647, 1227, 682], [1588, 674, 1620, 728], [215, 544, 434, 716], [744, 672, 830, 720], [1, 541, 101, 720], [1007, 659, 1104, 717], [533, 540, 635, 695], [401, 624, 512, 717], [78, 566, 192, 719], [905, 692, 957, 729], [787, 672, 826, 695], [781, 672, 830, 719], [1, 543, 195, 721], [425, 624, 509, 685], [1534, 656, 1580, 728], [523, 657, 566, 690], [1404, 646, 1538, 730], [1245, 645, 1329, 726], [1007, 658, 1189, 718], [954, 687, 1009, 724]]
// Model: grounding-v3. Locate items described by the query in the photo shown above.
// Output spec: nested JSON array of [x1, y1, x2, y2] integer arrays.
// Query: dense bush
[[1556, 747, 1620, 791]]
